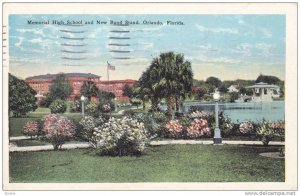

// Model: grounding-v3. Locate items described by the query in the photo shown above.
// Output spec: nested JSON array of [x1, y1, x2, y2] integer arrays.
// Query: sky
[[9, 14, 286, 81]]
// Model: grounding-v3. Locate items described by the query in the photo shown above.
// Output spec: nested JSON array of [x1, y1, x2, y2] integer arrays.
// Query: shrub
[[165, 120, 183, 138], [79, 116, 96, 142], [71, 99, 81, 112], [9, 73, 37, 117], [92, 117, 148, 156], [22, 120, 40, 138], [41, 114, 75, 150], [49, 99, 67, 114], [86, 102, 98, 115], [99, 101, 115, 113], [269, 120, 285, 141], [239, 121, 254, 135], [186, 119, 211, 139], [219, 114, 234, 137], [257, 120, 274, 146], [189, 110, 215, 134]]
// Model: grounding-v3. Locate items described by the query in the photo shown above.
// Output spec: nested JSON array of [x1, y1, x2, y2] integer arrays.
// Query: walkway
[[9, 139, 284, 152]]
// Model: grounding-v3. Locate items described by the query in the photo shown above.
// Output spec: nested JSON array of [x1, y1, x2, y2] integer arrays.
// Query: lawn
[[9, 144, 284, 182], [9, 113, 82, 137]]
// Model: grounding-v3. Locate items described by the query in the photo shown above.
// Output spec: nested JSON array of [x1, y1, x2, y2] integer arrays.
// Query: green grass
[[13, 140, 50, 147], [9, 113, 82, 137], [9, 145, 284, 182]]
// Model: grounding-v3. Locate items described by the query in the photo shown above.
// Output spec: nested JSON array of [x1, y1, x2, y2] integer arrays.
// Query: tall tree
[[256, 74, 281, 85], [49, 73, 73, 100], [122, 84, 134, 99], [205, 76, 222, 88], [80, 81, 99, 100], [150, 52, 193, 118], [9, 73, 37, 117]]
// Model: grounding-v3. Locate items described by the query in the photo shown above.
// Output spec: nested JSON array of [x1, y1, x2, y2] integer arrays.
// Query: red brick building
[[97, 79, 137, 102], [25, 73, 137, 101]]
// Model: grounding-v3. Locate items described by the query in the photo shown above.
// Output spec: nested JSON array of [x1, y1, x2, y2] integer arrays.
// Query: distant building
[[246, 82, 280, 102], [97, 79, 137, 102], [227, 85, 239, 93], [25, 73, 137, 101]]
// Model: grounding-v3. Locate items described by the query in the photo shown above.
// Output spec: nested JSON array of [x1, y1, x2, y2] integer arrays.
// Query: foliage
[[257, 120, 274, 146], [218, 84, 228, 93], [85, 102, 98, 115], [22, 120, 40, 138], [71, 99, 81, 112], [165, 120, 183, 138], [9, 73, 37, 117], [48, 73, 73, 101], [219, 113, 234, 137], [146, 52, 193, 118], [256, 74, 282, 85], [205, 76, 222, 88], [239, 121, 255, 135], [130, 98, 142, 108], [92, 116, 148, 156], [39, 93, 54, 108], [98, 91, 115, 102], [78, 115, 106, 143], [80, 81, 99, 100], [186, 119, 211, 138], [49, 99, 67, 114], [122, 84, 134, 99], [40, 114, 76, 150], [133, 112, 167, 137], [269, 120, 285, 141], [228, 92, 239, 102]]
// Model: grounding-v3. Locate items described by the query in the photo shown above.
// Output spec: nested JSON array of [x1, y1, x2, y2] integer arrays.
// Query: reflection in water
[[161, 101, 285, 122]]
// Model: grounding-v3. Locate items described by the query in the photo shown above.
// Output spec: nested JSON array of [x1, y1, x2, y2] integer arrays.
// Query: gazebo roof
[[246, 82, 279, 89]]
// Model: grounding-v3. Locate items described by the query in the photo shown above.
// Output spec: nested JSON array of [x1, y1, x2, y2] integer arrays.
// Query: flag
[[107, 61, 115, 70]]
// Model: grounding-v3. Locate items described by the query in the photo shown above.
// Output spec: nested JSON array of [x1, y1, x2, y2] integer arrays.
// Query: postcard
[[2, 2, 298, 191]]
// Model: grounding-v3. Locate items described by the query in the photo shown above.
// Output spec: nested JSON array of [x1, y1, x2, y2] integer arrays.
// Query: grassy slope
[[9, 145, 284, 182]]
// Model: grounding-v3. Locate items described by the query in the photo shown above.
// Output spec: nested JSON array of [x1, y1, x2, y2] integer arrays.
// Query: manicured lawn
[[9, 144, 284, 182], [9, 113, 82, 137], [9, 117, 39, 137]]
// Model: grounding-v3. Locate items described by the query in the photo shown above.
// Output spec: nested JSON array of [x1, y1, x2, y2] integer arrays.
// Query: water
[[161, 101, 285, 122]]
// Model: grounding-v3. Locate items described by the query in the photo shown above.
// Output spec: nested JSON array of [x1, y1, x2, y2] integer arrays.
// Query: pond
[[161, 101, 285, 122]]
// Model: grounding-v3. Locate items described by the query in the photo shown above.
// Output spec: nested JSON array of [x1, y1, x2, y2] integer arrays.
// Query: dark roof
[[25, 73, 100, 80]]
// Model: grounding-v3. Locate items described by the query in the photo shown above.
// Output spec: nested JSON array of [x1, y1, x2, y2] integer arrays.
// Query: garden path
[[9, 139, 284, 152]]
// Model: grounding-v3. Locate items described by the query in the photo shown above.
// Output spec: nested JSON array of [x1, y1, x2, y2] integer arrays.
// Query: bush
[[186, 119, 211, 139], [99, 101, 115, 113], [239, 121, 255, 135], [71, 99, 81, 112], [49, 99, 67, 114], [219, 114, 234, 137], [269, 120, 285, 141], [41, 114, 75, 150], [257, 120, 274, 146], [9, 73, 37, 117], [165, 120, 183, 138], [79, 116, 96, 142], [22, 120, 40, 138], [92, 116, 148, 156], [86, 102, 98, 115]]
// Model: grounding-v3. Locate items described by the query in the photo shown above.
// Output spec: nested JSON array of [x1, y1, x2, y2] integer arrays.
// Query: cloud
[[195, 24, 239, 34], [230, 43, 253, 56], [187, 54, 242, 65], [14, 37, 25, 51], [16, 28, 45, 37], [29, 37, 43, 43], [194, 44, 219, 52], [255, 43, 274, 56], [261, 29, 273, 38]]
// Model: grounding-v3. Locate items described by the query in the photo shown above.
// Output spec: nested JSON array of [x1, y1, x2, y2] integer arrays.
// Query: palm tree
[[80, 81, 99, 101], [136, 68, 162, 112], [151, 52, 193, 118]]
